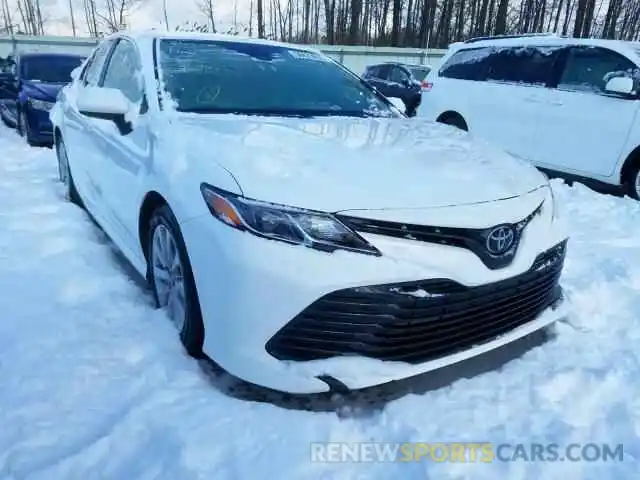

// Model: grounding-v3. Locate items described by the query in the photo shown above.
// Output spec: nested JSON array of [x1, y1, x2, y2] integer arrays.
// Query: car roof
[[18, 52, 85, 59], [109, 30, 320, 53], [454, 34, 640, 60], [367, 62, 430, 69]]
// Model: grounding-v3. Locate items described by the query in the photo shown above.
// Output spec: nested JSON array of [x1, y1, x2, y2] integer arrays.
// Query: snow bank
[[0, 128, 637, 478]]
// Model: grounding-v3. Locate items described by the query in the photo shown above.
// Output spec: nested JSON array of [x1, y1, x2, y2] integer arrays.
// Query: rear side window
[[558, 46, 639, 93], [389, 66, 410, 83], [364, 65, 382, 78], [367, 64, 391, 80], [439, 47, 492, 81], [486, 46, 560, 86]]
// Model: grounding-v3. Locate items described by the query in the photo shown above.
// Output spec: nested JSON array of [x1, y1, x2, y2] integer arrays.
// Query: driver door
[[63, 39, 117, 212], [90, 38, 151, 256]]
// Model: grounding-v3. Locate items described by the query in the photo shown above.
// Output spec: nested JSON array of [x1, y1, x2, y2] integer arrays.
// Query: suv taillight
[[422, 81, 433, 91]]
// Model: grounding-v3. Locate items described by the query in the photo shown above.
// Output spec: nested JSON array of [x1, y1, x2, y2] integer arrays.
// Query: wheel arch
[[139, 191, 169, 262], [620, 145, 640, 188], [436, 110, 468, 130], [53, 126, 62, 145]]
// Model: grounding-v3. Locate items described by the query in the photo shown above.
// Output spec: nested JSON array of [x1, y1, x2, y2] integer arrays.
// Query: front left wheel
[[626, 163, 640, 200], [56, 137, 83, 207], [148, 205, 205, 357], [18, 109, 38, 147]]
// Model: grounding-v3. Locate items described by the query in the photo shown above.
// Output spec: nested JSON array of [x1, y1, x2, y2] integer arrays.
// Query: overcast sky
[[17, 0, 250, 36]]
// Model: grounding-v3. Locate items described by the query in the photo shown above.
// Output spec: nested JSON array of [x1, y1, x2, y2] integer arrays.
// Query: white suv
[[418, 34, 640, 198]]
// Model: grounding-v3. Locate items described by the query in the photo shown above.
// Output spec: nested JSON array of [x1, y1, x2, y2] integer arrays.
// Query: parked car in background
[[418, 33, 640, 199], [51, 31, 567, 395], [0, 52, 85, 146], [362, 62, 431, 116]]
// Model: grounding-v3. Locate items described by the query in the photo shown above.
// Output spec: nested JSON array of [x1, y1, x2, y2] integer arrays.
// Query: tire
[[406, 96, 420, 118], [626, 163, 640, 200], [148, 205, 205, 357], [56, 137, 83, 207], [18, 109, 38, 147], [438, 113, 468, 131]]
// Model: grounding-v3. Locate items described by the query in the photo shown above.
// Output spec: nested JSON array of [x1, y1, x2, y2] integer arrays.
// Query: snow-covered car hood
[[168, 115, 548, 212], [21, 80, 63, 101]]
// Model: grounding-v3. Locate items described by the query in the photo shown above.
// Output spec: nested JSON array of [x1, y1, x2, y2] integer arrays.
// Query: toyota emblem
[[486, 225, 516, 255]]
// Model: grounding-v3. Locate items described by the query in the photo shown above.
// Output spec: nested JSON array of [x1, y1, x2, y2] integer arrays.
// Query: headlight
[[29, 98, 55, 112], [200, 183, 381, 256]]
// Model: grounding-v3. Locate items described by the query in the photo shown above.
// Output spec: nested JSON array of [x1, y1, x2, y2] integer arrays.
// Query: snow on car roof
[[110, 29, 320, 53], [452, 35, 640, 62]]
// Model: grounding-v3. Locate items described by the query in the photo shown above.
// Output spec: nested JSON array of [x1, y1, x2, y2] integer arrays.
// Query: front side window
[[83, 39, 115, 86], [486, 46, 560, 86], [439, 47, 493, 81], [20, 55, 84, 83], [101, 39, 144, 103], [157, 39, 398, 118], [558, 46, 639, 93]]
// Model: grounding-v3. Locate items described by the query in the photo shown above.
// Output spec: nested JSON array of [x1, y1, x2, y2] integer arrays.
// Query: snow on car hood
[[169, 115, 547, 212], [21, 80, 63, 101]]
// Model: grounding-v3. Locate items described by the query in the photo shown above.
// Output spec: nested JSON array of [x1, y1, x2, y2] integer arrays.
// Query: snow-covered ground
[[0, 124, 638, 479]]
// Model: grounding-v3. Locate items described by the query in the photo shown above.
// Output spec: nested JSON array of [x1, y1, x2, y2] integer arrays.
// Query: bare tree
[[83, 0, 99, 36], [198, 0, 217, 32], [257, 0, 265, 37], [97, 0, 144, 33], [16, 0, 45, 34], [1, 0, 15, 34], [68, 0, 77, 36]]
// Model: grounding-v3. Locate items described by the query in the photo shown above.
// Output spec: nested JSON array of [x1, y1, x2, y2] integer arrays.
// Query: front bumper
[[180, 191, 568, 394], [266, 241, 565, 364], [24, 104, 54, 141]]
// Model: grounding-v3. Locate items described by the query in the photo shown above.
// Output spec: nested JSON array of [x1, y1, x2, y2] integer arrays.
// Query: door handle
[[523, 96, 541, 103], [549, 100, 564, 106]]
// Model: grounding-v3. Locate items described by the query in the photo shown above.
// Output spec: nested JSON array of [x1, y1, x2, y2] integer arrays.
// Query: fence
[[0, 35, 447, 72]]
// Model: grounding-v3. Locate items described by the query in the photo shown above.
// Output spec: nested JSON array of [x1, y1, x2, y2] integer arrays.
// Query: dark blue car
[[0, 52, 85, 146]]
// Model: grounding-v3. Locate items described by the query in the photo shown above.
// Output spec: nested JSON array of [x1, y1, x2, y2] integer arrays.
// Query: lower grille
[[265, 240, 566, 364]]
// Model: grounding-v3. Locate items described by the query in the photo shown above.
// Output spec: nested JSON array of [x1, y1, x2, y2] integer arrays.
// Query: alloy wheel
[[151, 223, 187, 332], [57, 140, 69, 187]]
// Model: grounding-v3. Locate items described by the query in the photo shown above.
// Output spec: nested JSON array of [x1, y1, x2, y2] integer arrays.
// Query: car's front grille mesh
[[265, 240, 566, 364]]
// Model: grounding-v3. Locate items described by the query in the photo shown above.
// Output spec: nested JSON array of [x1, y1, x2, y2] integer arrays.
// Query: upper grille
[[265, 240, 566, 364], [336, 202, 543, 270]]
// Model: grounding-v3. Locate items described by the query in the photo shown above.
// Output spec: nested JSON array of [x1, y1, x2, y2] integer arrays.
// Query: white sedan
[[50, 31, 569, 395]]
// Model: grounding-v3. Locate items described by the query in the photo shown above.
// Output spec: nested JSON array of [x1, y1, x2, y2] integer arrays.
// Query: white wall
[[0, 35, 446, 72]]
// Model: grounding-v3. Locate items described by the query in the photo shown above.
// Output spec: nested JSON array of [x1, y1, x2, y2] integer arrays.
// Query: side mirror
[[77, 86, 133, 135], [70, 66, 82, 81], [604, 76, 635, 96], [388, 97, 406, 114]]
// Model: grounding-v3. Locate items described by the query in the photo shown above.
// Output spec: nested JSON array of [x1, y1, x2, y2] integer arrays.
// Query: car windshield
[[409, 66, 431, 81], [157, 39, 398, 118], [21, 55, 84, 83]]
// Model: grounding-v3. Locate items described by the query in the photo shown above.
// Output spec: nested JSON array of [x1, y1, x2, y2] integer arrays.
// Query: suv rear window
[[439, 47, 492, 81], [409, 66, 431, 81]]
